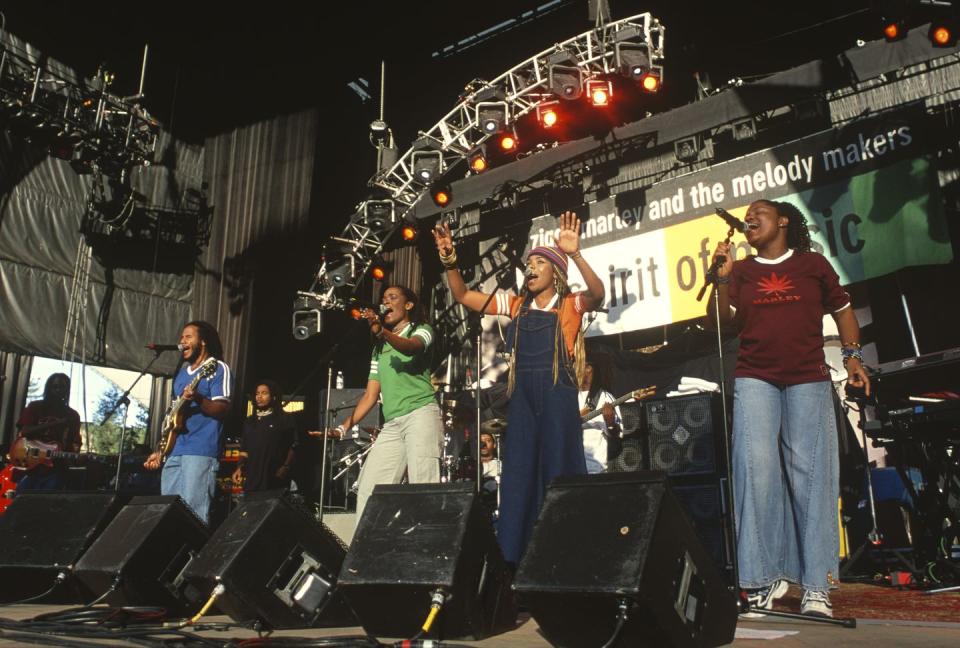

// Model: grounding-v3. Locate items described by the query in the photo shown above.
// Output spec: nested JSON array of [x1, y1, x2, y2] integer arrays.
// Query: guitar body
[[155, 357, 219, 465], [0, 464, 24, 515], [8, 437, 60, 470]]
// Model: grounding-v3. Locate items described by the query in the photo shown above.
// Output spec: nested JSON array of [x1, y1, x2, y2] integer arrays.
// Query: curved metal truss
[[300, 12, 664, 313]]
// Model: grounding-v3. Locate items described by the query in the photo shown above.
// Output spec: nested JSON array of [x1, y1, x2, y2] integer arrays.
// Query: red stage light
[[371, 265, 387, 281], [432, 186, 451, 207], [883, 22, 901, 41], [401, 223, 419, 242], [349, 306, 364, 320], [931, 24, 954, 47], [591, 87, 609, 105], [499, 133, 517, 151], [640, 72, 660, 93], [469, 154, 487, 172], [541, 109, 558, 127]]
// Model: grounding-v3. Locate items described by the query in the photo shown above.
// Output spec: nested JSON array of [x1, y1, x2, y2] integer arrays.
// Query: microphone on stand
[[145, 343, 185, 352], [715, 207, 745, 232], [378, 304, 390, 315]]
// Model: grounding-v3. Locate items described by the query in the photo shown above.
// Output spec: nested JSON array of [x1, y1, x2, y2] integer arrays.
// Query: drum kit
[[438, 393, 504, 518]]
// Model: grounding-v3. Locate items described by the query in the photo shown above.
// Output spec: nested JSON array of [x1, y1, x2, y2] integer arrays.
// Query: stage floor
[[0, 604, 959, 647]]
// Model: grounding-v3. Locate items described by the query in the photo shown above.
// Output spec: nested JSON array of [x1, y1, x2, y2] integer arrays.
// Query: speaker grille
[[610, 438, 645, 472], [645, 394, 719, 476]]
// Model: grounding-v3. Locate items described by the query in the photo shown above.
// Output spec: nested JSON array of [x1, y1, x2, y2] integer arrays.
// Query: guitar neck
[[581, 390, 647, 423]]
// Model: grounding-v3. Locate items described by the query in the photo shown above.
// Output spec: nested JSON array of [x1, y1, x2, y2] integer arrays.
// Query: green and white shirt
[[369, 322, 436, 422]]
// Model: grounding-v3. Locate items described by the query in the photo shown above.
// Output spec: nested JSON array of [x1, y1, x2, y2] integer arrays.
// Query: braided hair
[[506, 267, 586, 395], [762, 199, 812, 253]]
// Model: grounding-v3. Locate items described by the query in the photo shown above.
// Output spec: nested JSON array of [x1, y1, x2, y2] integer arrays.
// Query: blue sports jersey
[[169, 359, 232, 458]]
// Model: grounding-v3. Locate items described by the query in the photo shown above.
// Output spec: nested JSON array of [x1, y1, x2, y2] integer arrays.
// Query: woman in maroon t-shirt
[[708, 199, 870, 618]]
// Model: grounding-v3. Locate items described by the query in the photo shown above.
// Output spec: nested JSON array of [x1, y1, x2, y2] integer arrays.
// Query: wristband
[[336, 425, 346, 436]]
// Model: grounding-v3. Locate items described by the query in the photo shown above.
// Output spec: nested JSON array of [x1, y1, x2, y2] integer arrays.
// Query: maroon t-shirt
[[728, 250, 850, 385], [17, 400, 82, 451]]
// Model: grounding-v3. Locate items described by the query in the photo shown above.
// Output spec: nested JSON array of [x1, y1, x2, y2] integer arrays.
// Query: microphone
[[146, 343, 185, 352], [378, 304, 390, 315], [715, 207, 745, 233]]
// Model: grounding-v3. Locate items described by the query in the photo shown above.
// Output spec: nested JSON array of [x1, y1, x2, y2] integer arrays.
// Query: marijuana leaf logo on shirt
[[757, 272, 794, 296]]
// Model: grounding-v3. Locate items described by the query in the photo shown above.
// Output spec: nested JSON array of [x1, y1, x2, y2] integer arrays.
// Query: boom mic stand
[[697, 226, 856, 628]]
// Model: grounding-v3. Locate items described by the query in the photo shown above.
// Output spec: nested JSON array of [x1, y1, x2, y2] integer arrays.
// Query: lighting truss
[[300, 12, 665, 316], [0, 36, 158, 176], [371, 12, 664, 214]]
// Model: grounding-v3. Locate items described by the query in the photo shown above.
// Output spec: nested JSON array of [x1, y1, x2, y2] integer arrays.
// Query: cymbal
[[480, 418, 508, 435]]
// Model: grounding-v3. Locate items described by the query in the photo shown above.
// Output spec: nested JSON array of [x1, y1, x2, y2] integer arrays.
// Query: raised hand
[[556, 211, 581, 256], [432, 221, 454, 256]]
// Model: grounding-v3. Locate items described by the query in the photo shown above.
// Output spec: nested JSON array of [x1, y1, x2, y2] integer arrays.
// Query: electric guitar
[[0, 464, 23, 515], [155, 357, 219, 463], [581, 385, 657, 423], [7, 436, 117, 471]]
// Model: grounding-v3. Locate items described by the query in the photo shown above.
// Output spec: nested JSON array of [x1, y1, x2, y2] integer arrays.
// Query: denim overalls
[[498, 303, 587, 565]]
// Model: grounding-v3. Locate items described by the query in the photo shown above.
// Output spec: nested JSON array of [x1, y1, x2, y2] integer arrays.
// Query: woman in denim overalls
[[433, 212, 605, 566]]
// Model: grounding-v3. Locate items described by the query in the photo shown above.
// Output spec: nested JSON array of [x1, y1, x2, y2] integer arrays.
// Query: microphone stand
[[697, 227, 855, 628], [101, 348, 168, 493]]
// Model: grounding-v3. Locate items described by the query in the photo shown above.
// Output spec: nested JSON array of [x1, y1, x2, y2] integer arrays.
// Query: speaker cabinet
[[319, 388, 380, 431], [645, 394, 724, 476], [74, 496, 210, 614], [514, 472, 736, 648], [338, 482, 516, 640], [182, 494, 356, 629], [0, 492, 123, 603]]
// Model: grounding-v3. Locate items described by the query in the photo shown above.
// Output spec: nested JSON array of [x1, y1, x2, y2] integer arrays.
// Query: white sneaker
[[801, 589, 833, 618], [746, 579, 789, 611]]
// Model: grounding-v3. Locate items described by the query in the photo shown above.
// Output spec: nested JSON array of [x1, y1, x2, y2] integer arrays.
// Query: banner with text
[[517, 110, 953, 336]]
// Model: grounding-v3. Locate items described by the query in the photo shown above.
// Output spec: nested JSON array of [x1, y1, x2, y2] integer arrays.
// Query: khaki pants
[[355, 402, 443, 523]]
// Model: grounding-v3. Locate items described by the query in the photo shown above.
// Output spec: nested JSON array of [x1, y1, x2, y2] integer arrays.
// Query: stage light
[[731, 117, 757, 141], [476, 101, 509, 134], [327, 256, 356, 287], [498, 132, 518, 152], [412, 150, 443, 183], [363, 200, 396, 231], [586, 80, 612, 106], [469, 152, 488, 173], [348, 304, 364, 320], [879, 0, 910, 42], [548, 64, 583, 100], [674, 135, 701, 163], [930, 20, 957, 47], [370, 257, 392, 281], [400, 221, 419, 242], [431, 183, 452, 207], [292, 310, 321, 340], [537, 101, 560, 128], [640, 69, 661, 93], [615, 42, 651, 81]]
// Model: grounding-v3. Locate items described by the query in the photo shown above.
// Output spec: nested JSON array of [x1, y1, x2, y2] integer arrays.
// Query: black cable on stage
[[233, 637, 382, 648], [4, 571, 68, 605], [599, 598, 630, 648]]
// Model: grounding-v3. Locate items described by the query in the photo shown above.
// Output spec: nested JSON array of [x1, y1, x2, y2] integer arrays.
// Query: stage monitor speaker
[[0, 492, 123, 603], [319, 388, 380, 431], [514, 472, 736, 648], [645, 393, 723, 476], [338, 482, 516, 640], [74, 496, 210, 614], [182, 494, 356, 629]]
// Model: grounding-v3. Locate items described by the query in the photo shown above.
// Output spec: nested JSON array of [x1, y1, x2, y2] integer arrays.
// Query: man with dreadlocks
[[433, 211, 605, 566], [708, 199, 870, 618]]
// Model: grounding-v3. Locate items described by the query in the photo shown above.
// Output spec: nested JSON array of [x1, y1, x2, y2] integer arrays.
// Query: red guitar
[[0, 464, 23, 515]]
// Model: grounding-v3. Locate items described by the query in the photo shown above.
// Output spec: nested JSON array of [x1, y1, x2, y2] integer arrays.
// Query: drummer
[[480, 431, 500, 480]]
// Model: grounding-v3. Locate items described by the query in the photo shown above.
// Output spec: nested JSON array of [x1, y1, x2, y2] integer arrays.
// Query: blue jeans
[[733, 378, 839, 592], [161, 455, 218, 525]]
